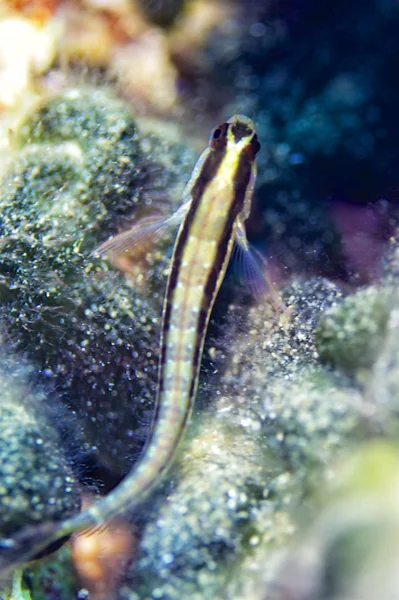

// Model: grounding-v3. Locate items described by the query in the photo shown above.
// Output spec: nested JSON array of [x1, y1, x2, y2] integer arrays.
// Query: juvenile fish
[[0, 115, 266, 572]]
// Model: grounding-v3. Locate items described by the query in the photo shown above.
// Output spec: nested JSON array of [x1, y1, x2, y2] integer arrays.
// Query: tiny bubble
[[289, 152, 304, 165], [163, 552, 174, 565], [250, 22, 266, 37]]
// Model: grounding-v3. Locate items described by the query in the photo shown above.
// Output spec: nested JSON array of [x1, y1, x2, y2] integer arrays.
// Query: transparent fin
[[77, 522, 109, 538], [232, 221, 285, 311], [92, 200, 192, 259], [92, 215, 170, 259]]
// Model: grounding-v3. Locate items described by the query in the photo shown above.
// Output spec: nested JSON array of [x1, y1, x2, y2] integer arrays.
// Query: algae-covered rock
[[369, 310, 399, 428], [205, 278, 360, 477], [1, 0, 399, 596], [24, 545, 79, 600], [0, 345, 81, 540], [137, 0, 186, 26], [381, 229, 399, 285], [366, 249, 399, 436], [119, 278, 362, 600], [1, 77, 399, 598], [273, 442, 399, 600], [1, 546, 79, 600], [316, 287, 391, 378], [0, 86, 195, 477]]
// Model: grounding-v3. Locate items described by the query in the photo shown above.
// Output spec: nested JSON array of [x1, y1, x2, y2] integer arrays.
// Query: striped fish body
[[104, 115, 261, 500], [0, 115, 261, 572], [145, 116, 261, 484]]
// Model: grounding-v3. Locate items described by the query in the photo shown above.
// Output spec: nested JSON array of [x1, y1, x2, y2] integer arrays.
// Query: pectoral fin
[[92, 200, 192, 259], [232, 220, 284, 310]]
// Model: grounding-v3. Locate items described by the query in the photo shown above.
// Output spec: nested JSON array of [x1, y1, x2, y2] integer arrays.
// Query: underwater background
[[1, 0, 399, 598]]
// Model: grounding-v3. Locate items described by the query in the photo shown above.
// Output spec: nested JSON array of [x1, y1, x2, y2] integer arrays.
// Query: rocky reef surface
[[0, 85, 397, 599], [1, 0, 399, 598]]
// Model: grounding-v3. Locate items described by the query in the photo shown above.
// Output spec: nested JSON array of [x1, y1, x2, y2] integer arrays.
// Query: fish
[[0, 114, 270, 573]]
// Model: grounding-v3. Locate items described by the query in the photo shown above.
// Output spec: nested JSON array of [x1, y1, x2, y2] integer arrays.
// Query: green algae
[[273, 442, 399, 600], [1, 569, 32, 600], [1, 547, 79, 600], [0, 86, 194, 477], [119, 278, 363, 600], [9, 88, 142, 246], [316, 287, 391, 379], [0, 348, 80, 540], [2, 82, 399, 600], [23, 546, 79, 600]]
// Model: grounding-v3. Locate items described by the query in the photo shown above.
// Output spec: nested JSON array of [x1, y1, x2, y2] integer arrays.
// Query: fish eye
[[213, 128, 222, 140]]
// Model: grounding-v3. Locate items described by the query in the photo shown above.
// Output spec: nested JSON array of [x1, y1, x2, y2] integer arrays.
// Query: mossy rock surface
[[316, 287, 391, 376]]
